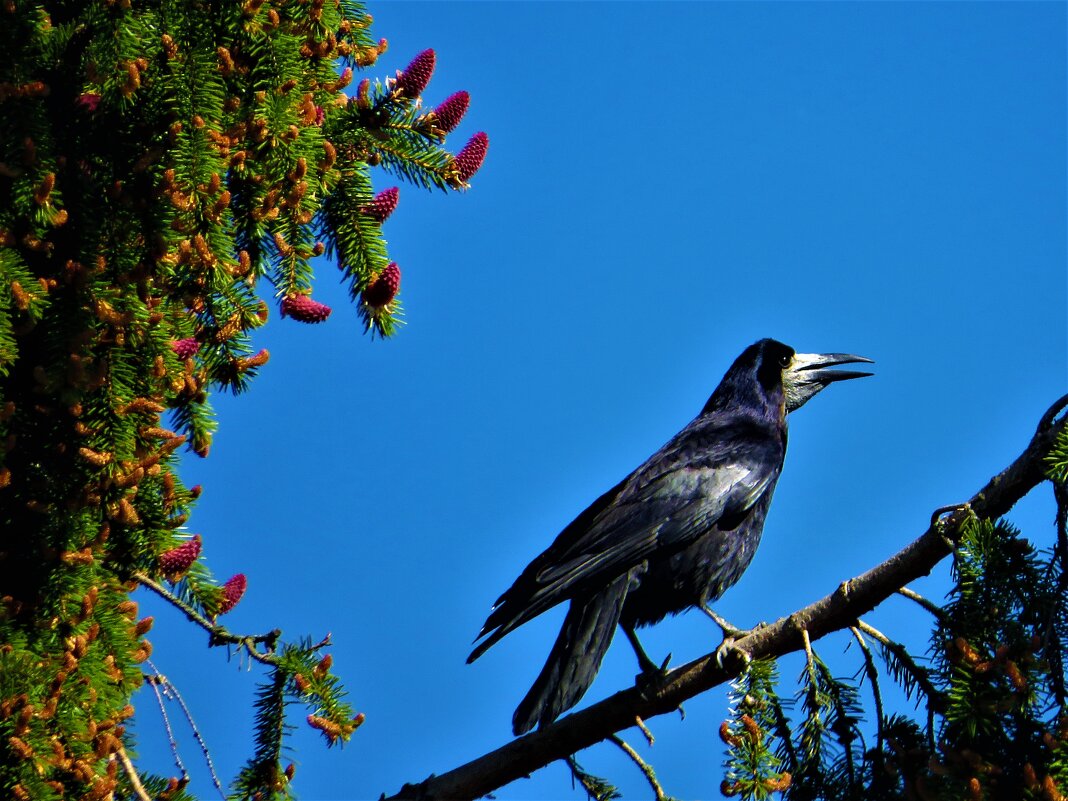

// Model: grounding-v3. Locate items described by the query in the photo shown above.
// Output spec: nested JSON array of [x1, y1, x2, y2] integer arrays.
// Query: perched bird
[[468, 338, 872, 735]]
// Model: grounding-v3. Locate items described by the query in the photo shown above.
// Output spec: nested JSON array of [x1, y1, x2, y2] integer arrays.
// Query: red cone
[[282, 294, 332, 323], [363, 263, 401, 308], [454, 132, 489, 182], [218, 574, 247, 614], [395, 49, 436, 98], [433, 91, 470, 133]]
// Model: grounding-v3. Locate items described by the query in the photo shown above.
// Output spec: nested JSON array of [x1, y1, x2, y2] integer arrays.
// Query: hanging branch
[[144, 665, 189, 783], [854, 620, 941, 706], [151, 673, 227, 799], [608, 735, 668, 801], [385, 393, 1068, 801]]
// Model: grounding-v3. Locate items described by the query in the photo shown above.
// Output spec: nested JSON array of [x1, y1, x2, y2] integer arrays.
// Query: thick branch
[[386, 394, 1068, 801]]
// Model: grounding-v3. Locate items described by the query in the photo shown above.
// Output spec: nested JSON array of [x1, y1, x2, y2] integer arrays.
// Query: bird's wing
[[534, 437, 779, 590], [469, 413, 783, 659]]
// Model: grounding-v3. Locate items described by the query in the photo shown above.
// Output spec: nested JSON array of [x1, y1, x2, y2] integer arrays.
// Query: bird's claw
[[715, 636, 752, 671], [703, 605, 763, 668], [635, 652, 672, 699]]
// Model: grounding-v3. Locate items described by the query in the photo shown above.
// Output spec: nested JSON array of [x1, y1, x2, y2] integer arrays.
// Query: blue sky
[[134, 3, 1066, 799]]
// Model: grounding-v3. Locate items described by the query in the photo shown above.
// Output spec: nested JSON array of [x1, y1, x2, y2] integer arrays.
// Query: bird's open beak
[[784, 352, 874, 412]]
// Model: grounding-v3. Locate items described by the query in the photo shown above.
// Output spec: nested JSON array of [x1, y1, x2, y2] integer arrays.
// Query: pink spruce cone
[[454, 132, 489, 182], [432, 91, 470, 133], [363, 263, 401, 308], [76, 93, 101, 113], [218, 573, 247, 615], [159, 534, 202, 578], [172, 338, 200, 360], [395, 48, 436, 98], [362, 187, 399, 223], [281, 294, 332, 323]]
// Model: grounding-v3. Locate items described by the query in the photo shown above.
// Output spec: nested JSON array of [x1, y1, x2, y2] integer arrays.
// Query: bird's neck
[[700, 381, 786, 424]]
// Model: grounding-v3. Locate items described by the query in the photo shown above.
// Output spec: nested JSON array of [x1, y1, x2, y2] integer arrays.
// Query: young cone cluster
[[0, 1, 485, 791]]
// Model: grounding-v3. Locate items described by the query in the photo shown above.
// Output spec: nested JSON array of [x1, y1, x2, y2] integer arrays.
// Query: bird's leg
[[623, 625, 671, 675], [702, 605, 763, 669], [623, 625, 673, 702]]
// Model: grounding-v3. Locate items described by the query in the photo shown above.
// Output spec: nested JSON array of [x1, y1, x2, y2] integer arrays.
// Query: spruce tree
[[0, 0, 486, 798]]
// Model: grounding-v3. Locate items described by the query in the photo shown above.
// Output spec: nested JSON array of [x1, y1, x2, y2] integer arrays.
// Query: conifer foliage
[[0, 0, 485, 796], [716, 509, 1068, 800]]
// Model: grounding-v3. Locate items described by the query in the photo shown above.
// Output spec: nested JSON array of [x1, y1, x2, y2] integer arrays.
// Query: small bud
[[313, 653, 333, 679], [307, 714, 342, 744], [354, 78, 371, 108], [218, 573, 247, 614], [394, 48, 435, 98], [718, 720, 740, 747], [740, 714, 761, 744], [281, 293, 332, 323]]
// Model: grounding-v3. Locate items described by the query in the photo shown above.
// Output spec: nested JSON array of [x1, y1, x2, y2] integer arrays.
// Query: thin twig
[[134, 571, 281, 665], [895, 587, 945, 621], [855, 620, 942, 706], [609, 734, 666, 801], [155, 673, 227, 799], [564, 755, 615, 800], [114, 746, 152, 801], [634, 715, 655, 747], [801, 628, 815, 675], [850, 626, 885, 755], [144, 663, 188, 781]]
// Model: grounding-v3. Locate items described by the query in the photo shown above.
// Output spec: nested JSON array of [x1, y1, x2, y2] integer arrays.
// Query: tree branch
[[386, 393, 1068, 801], [134, 572, 281, 665]]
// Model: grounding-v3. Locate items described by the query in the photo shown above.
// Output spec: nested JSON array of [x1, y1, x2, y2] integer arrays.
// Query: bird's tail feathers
[[511, 571, 632, 736]]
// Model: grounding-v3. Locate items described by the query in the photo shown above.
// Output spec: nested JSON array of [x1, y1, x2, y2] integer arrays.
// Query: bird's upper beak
[[784, 352, 874, 412]]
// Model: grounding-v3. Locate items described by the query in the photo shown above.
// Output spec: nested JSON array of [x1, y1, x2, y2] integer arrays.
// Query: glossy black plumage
[[468, 338, 871, 735]]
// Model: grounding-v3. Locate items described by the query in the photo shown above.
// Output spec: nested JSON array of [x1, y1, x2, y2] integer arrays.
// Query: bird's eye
[[779, 354, 792, 368]]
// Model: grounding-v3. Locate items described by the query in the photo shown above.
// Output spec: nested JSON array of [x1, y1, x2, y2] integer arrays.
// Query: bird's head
[[705, 339, 873, 418]]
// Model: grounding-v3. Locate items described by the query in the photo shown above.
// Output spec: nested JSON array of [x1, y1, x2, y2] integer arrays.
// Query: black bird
[[468, 338, 873, 736]]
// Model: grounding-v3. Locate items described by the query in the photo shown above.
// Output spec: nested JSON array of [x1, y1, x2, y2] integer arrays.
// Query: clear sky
[[133, 3, 1066, 799]]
